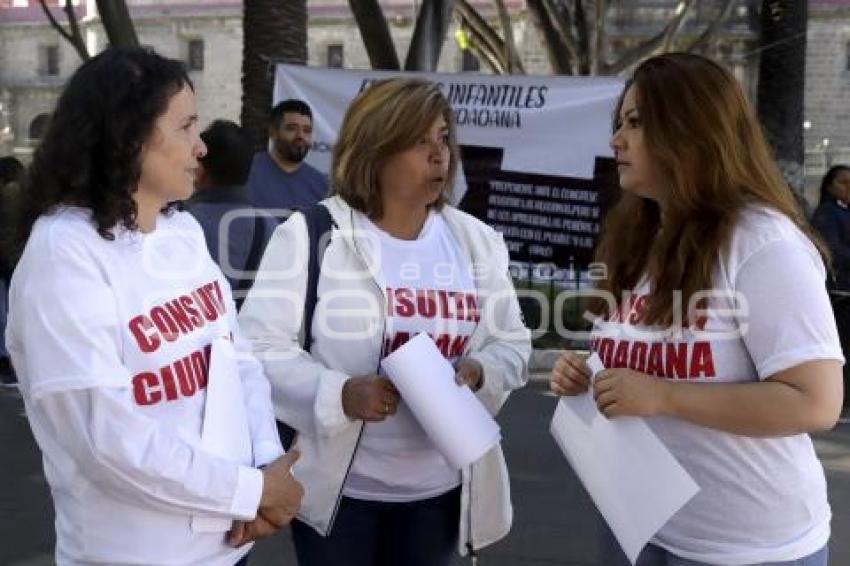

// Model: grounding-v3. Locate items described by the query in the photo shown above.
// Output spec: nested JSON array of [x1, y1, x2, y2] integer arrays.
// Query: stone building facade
[[804, 1, 850, 194], [0, 0, 847, 201]]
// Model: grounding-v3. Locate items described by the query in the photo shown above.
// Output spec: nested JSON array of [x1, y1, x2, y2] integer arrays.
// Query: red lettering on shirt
[[690, 342, 715, 378], [629, 341, 648, 372], [132, 372, 161, 405], [646, 343, 664, 376], [129, 315, 160, 354], [150, 306, 179, 343], [395, 288, 415, 317], [416, 290, 437, 318], [612, 340, 629, 368], [593, 338, 717, 380], [131, 344, 212, 407], [665, 343, 689, 379], [165, 299, 195, 334], [126, 280, 227, 354]]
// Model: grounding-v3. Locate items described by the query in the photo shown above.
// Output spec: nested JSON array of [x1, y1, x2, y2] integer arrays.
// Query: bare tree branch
[[602, 0, 694, 74], [348, 0, 400, 69], [464, 22, 507, 73], [95, 0, 139, 48], [38, 0, 73, 44], [38, 0, 89, 60], [454, 0, 508, 69], [405, 0, 455, 71], [574, 0, 590, 74], [457, 16, 508, 73], [661, 0, 694, 51], [526, 0, 574, 74], [64, 0, 90, 60], [591, 0, 607, 74], [687, 0, 736, 53], [542, 0, 579, 62], [494, 0, 525, 73]]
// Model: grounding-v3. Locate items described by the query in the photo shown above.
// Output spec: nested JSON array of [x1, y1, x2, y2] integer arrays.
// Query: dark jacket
[[812, 198, 850, 290]]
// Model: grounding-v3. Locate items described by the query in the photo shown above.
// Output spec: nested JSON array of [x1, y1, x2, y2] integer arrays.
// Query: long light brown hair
[[594, 52, 824, 326], [330, 78, 458, 219]]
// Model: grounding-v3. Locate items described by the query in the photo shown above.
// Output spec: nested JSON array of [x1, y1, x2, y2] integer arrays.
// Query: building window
[[462, 50, 480, 72], [327, 44, 344, 68], [187, 39, 204, 71], [29, 113, 51, 141], [38, 45, 60, 77], [846, 41, 850, 71]]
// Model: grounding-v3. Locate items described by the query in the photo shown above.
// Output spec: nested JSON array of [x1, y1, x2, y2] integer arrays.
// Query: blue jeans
[[291, 486, 461, 566], [598, 518, 829, 566], [633, 543, 828, 566]]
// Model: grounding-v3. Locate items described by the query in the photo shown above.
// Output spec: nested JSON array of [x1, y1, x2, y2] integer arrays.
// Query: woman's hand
[[593, 368, 668, 418], [226, 515, 278, 548], [454, 357, 484, 391], [341, 375, 401, 422], [258, 450, 304, 527], [550, 351, 592, 396]]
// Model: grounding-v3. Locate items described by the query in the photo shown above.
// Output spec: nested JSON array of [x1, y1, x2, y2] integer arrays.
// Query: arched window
[[29, 113, 50, 141]]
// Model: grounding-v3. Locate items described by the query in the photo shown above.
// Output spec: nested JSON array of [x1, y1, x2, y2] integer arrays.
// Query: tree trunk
[[38, 0, 90, 60], [756, 0, 807, 194], [526, 0, 575, 74], [95, 0, 139, 48], [404, 0, 455, 71], [349, 0, 401, 70], [574, 0, 591, 75], [495, 0, 524, 73], [241, 0, 307, 150], [455, 0, 508, 73]]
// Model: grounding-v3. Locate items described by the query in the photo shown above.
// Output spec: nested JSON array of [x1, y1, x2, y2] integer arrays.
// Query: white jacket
[[239, 196, 531, 555]]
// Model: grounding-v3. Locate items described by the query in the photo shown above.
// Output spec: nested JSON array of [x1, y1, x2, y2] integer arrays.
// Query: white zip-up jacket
[[239, 196, 531, 555]]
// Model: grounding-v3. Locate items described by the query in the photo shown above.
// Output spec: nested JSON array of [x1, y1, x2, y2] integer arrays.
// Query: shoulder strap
[[276, 203, 334, 451], [234, 214, 267, 311], [301, 202, 336, 352]]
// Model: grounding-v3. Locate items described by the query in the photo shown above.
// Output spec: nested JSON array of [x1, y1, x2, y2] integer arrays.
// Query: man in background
[[245, 99, 327, 216], [185, 120, 277, 308]]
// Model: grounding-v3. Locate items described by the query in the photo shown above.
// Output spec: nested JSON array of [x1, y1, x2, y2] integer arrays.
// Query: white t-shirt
[[343, 211, 478, 502], [7, 207, 283, 565], [591, 206, 843, 565]]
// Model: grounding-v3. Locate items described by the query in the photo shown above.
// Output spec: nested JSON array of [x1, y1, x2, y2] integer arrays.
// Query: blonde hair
[[330, 78, 458, 218]]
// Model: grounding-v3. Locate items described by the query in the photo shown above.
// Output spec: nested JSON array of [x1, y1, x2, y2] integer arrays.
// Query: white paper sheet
[[192, 336, 254, 533], [380, 333, 501, 470], [550, 353, 699, 564]]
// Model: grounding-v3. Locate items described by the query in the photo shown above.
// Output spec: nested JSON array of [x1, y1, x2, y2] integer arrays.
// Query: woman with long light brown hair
[[551, 52, 841, 565]]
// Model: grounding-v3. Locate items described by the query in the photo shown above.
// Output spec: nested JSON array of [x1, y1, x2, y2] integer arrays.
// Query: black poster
[[458, 145, 620, 269]]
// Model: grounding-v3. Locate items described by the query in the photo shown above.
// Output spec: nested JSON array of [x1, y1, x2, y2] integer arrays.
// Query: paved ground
[[3, 378, 850, 565]]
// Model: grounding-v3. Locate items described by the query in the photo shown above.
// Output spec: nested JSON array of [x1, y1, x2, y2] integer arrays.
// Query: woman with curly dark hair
[[6, 47, 303, 565]]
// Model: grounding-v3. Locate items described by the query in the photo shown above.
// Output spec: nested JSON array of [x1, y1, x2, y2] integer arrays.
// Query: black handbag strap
[[234, 213, 266, 311], [277, 203, 335, 451], [301, 203, 336, 352]]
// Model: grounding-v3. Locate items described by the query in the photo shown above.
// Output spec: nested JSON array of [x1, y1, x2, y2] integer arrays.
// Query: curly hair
[[16, 47, 192, 251]]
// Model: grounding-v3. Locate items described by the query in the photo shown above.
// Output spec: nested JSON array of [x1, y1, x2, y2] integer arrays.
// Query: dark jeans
[[291, 486, 461, 566], [598, 517, 829, 566], [832, 295, 850, 406]]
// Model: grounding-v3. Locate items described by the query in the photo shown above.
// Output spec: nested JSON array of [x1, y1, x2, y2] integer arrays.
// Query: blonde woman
[[551, 53, 841, 565], [240, 79, 530, 565]]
